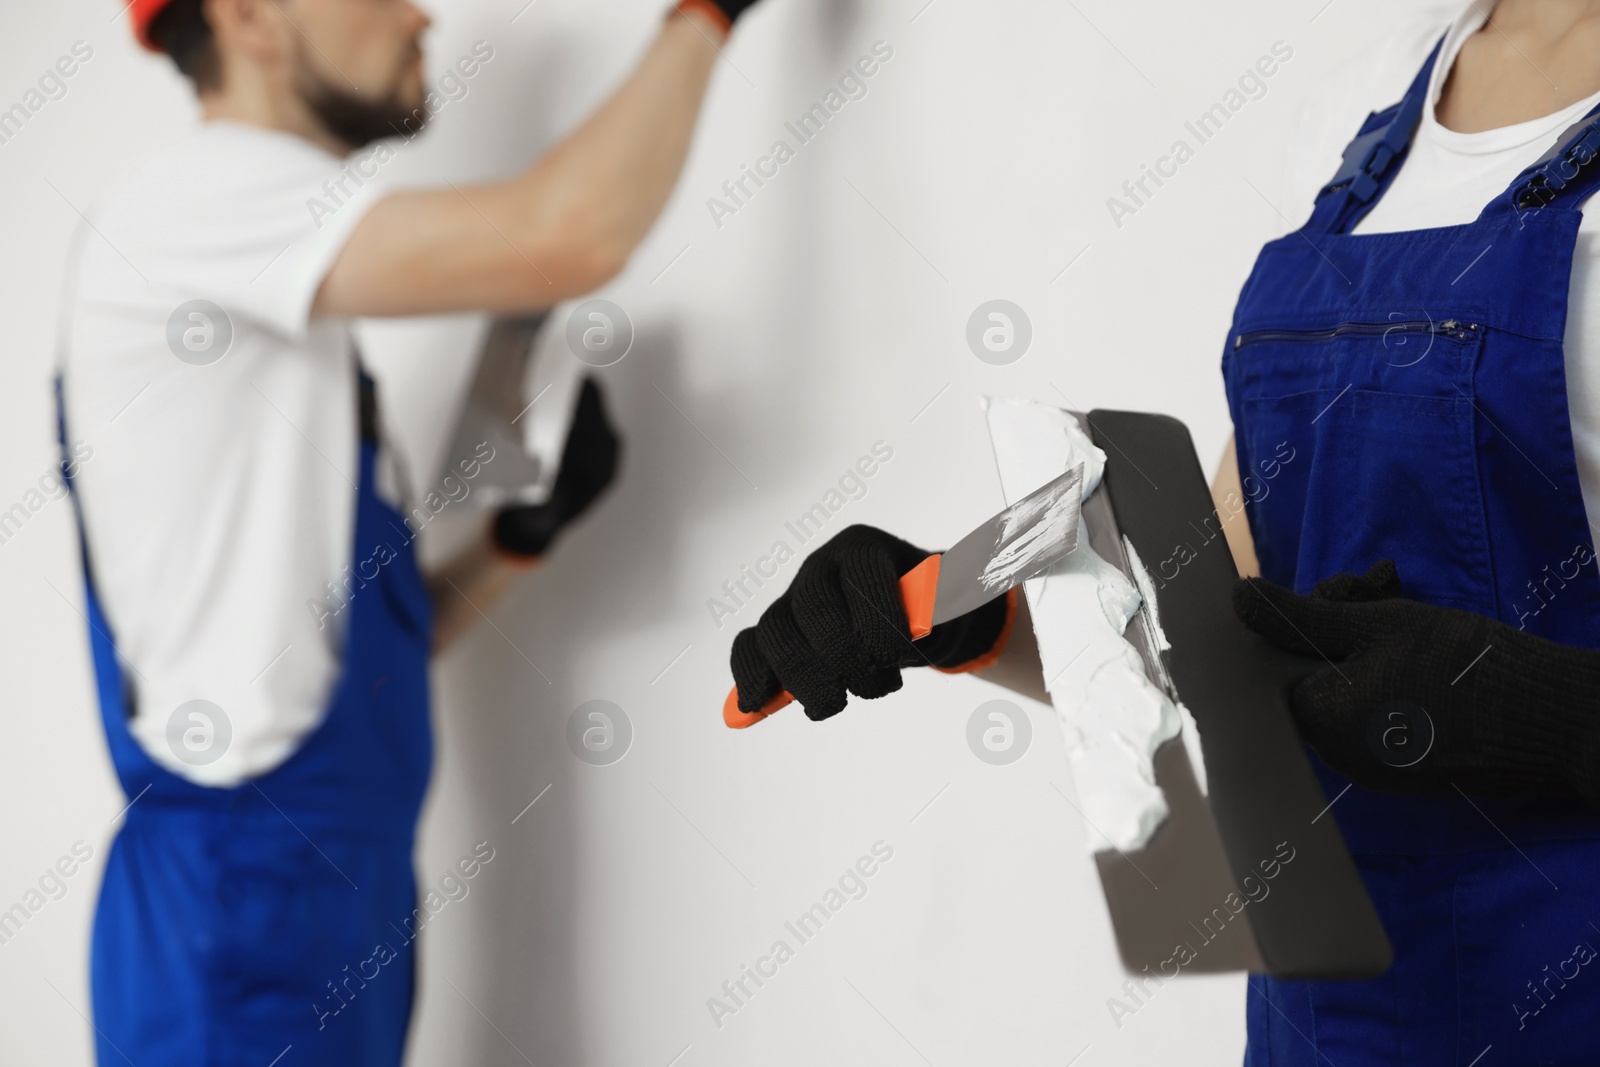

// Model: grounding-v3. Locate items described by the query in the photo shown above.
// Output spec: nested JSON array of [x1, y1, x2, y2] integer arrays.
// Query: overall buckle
[[1321, 112, 1415, 205], [1514, 115, 1600, 208], [1544, 125, 1600, 193]]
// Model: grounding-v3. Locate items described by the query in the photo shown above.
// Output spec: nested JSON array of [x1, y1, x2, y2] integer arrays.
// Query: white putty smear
[[979, 470, 1082, 593], [1124, 539, 1208, 796], [984, 398, 1190, 853]]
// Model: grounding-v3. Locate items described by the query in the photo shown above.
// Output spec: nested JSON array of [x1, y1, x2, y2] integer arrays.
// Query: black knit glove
[[730, 525, 1013, 721], [1234, 561, 1600, 804], [708, 0, 760, 23], [493, 377, 620, 560]]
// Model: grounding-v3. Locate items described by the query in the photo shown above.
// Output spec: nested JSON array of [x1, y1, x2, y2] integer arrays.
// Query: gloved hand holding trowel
[[1236, 561, 1600, 805], [492, 377, 622, 565], [429, 314, 623, 651]]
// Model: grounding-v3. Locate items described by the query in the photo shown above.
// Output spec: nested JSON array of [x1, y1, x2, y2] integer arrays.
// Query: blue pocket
[[1226, 320, 1494, 614]]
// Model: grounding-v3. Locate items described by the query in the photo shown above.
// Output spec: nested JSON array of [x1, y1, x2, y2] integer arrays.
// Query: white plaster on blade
[[1125, 538, 1208, 796], [979, 466, 1082, 593], [1123, 540, 1170, 654], [983, 398, 1185, 852], [1175, 703, 1208, 797]]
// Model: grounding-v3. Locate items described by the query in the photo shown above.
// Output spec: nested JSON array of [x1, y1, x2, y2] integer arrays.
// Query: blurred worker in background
[[58, 0, 764, 1061]]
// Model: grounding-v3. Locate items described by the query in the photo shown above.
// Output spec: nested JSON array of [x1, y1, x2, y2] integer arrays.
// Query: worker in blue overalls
[[727, 2, 1600, 1061], [60, 0, 764, 1062]]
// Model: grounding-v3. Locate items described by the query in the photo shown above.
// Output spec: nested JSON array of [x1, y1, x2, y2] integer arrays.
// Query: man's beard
[[297, 57, 427, 151]]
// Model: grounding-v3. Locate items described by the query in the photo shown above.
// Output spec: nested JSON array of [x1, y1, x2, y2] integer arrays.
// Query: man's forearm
[[429, 534, 532, 656], [1212, 435, 1259, 579], [515, 9, 726, 267], [317, 7, 731, 318]]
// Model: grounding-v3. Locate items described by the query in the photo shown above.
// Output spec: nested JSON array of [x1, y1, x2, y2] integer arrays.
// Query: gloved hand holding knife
[[730, 526, 1018, 721], [727, 465, 1085, 725]]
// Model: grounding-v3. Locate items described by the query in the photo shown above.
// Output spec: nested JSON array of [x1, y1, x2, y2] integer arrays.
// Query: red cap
[[129, 0, 177, 52]]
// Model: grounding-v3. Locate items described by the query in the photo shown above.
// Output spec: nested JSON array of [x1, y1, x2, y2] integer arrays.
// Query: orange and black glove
[[730, 525, 1015, 721], [492, 377, 620, 562]]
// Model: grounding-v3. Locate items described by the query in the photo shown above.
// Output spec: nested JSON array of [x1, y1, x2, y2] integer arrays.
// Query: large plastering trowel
[[1004, 405, 1391, 980], [441, 311, 585, 507]]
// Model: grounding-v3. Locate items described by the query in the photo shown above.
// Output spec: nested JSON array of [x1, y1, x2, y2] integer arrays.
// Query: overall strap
[[358, 367, 380, 445], [1485, 98, 1600, 218], [1302, 35, 1445, 235], [54, 374, 96, 583], [356, 360, 415, 512], [55, 374, 140, 724]]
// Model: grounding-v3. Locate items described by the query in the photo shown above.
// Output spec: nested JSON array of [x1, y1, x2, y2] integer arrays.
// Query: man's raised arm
[[317, 3, 741, 317]]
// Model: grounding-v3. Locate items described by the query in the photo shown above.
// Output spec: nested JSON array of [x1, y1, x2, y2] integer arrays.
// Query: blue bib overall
[[1223, 41, 1600, 1065], [62, 372, 433, 1066]]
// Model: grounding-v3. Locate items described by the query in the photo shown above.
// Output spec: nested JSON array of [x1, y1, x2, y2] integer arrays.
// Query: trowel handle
[[722, 555, 942, 729]]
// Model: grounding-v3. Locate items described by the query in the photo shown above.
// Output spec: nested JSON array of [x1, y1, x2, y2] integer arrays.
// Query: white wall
[[0, 1, 1413, 1063]]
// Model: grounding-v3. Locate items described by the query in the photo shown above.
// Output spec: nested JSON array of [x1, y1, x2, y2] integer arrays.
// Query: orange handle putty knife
[[723, 463, 1085, 728]]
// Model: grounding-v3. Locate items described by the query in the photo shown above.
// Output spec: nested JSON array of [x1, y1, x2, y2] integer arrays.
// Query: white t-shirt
[[60, 121, 396, 788], [1280, 1, 1600, 525]]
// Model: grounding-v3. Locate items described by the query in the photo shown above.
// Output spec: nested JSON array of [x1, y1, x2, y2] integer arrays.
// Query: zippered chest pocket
[[1224, 319, 1496, 615]]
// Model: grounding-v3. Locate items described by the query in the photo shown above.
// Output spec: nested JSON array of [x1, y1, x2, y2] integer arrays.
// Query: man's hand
[[493, 377, 621, 561], [730, 526, 1014, 721], [1234, 561, 1600, 804]]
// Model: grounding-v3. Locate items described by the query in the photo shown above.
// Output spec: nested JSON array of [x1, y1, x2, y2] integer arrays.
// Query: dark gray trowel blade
[[1076, 409, 1391, 980], [932, 464, 1084, 626], [441, 313, 550, 507]]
